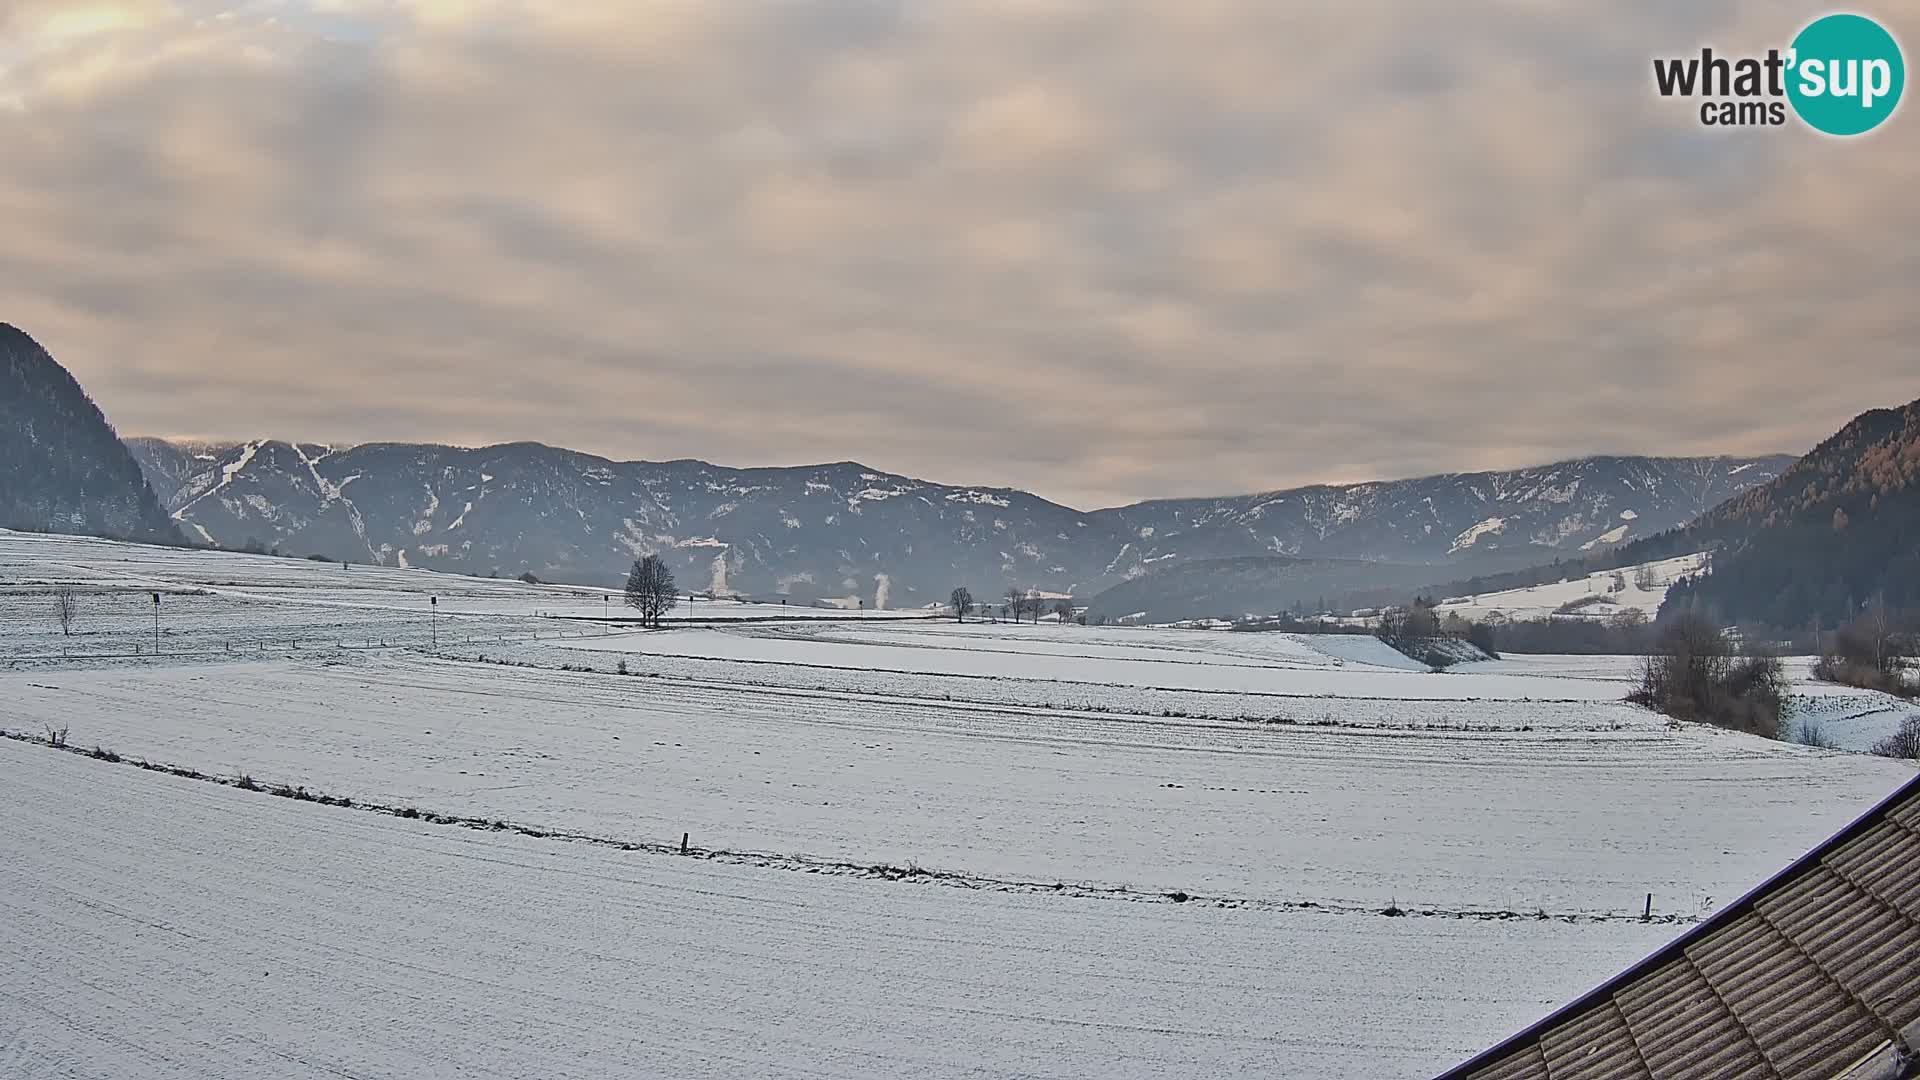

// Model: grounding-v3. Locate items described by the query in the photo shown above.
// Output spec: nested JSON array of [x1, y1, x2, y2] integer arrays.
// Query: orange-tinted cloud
[[3, 0, 1917, 508]]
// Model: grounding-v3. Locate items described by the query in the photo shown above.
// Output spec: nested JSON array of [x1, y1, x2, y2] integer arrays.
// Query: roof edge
[[1432, 767, 1920, 1080]]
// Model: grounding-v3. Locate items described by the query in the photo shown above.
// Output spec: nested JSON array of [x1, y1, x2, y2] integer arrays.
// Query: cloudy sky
[[3, 1, 1917, 508]]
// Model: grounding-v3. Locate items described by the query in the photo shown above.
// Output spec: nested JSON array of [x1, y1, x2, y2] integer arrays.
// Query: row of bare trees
[[1811, 597, 1915, 697], [949, 586, 1074, 624]]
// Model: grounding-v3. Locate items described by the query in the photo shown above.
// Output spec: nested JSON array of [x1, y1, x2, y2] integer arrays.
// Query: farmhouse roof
[[1436, 771, 1920, 1080]]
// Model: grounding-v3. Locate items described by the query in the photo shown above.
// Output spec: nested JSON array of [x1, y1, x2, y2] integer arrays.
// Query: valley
[[3, 529, 1913, 1078]]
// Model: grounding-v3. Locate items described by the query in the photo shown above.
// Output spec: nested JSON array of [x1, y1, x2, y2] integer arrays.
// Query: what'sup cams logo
[[1654, 12, 1905, 134]]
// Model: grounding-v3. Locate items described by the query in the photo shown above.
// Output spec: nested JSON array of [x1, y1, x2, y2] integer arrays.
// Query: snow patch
[[172, 440, 260, 520], [945, 491, 1011, 508], [1580, 524, 1630, 550], [1448, 517, 1506, 554]]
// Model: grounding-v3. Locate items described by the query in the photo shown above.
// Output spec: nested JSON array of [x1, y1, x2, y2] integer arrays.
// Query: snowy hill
[[127, 437, 1788, 608], [1434, 552, 1708, 623]]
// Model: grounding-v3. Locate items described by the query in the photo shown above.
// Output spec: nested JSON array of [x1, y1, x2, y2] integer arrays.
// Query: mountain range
[[3, 320, 1829, 620], [0, 324, 177, 543], [125, 434, 1790, 611]]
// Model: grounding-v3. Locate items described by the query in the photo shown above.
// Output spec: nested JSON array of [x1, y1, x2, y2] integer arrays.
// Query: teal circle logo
[[1787, 13, 1905, 135]]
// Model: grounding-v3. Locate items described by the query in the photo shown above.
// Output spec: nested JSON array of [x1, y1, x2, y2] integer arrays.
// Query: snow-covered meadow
[[1434, 552, 1707, 622], [0, 738, 1681, 1080], [2, 530, 1914, 1079], [0, 531, 930, 658]]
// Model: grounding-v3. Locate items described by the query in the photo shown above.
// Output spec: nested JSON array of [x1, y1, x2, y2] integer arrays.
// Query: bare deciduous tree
[[1005, 587, 1025, 623], [624, 555, 678, 628], [55, 589, 77, 636], [1052, 599, 1073, 624], [1872, 716, 1920, 760], [950, 586, 973, 622], [1633, 565, 1658, 591], [1863, 596, 1896, 675]]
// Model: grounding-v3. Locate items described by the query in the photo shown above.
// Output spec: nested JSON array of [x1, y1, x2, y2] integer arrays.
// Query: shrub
[[1466, 621, 1500, 659], [1795, 719, 1840, 750], [617, 659, 629, 676], [1871, 716, 1920, 760], [43, 724, 68, 748], [1814, 607, 1918, 698], [1812, 654, 1918, 698], [1629, 614, 1787, 740]]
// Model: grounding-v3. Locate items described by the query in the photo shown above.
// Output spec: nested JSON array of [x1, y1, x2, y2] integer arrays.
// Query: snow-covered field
[[13, 653, 1906, 912], [1778, 656, 1920, 752], [559, 623, 1628, 701], [0, 739, 1681, 1080], [0, 531, 931, 658], [2, 531, 1915, 1079]]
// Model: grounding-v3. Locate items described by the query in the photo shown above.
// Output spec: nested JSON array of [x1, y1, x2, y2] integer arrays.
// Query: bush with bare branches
[[1872, 716, 1920, 760], [1627, 613, 1788, 739]]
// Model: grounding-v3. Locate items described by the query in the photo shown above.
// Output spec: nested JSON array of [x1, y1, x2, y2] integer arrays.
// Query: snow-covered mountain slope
[[127, 439, 1100, 607], [1091, 455, 1792, 567], [126, 438, 1789, 606], [1434, 552, 1708, 623]]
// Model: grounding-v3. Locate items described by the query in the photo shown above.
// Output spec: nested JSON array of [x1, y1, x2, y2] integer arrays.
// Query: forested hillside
[[0, 324, 178, 542], [1662, 398, 1920, 628]]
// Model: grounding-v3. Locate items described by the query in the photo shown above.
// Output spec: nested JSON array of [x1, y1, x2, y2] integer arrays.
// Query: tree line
[[948, 585, 1075, 624]]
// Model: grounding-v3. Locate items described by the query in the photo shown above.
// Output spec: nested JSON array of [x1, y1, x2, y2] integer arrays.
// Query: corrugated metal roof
[[1435, 772, 1920, 1080]]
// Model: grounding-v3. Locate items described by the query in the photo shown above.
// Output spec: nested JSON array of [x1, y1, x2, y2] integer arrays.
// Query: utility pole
[[603, 594, 610, 635], [151, 592, 161, 654], [429, 595, 438, 652]]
